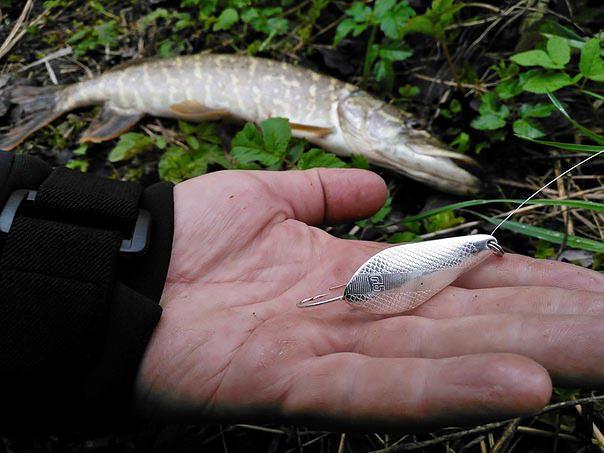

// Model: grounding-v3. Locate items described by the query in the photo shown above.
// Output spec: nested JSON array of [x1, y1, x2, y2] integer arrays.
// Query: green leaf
[[158, 146, 202, 183], [510, 50, 561, 69], [213, 8, 239, 31], [334, 18, 366, 45], [108, 132, 153, 162], [260, 117, 291, 157], [402, 15, 434, 37], [423, 211, 464, 233], [398, 84, 420, 98], [66, 159, 89, 172], [546, 36, 571, 67], [495, 78, 523, 100], [522, 71, 575, 93], [513, 118, 545, 138], [230, 119, 291, 167], [450, 132, 470, 153], [350, 154, 370, 169], [345, 2, 373, 23], [388, 231, 419, 243], [471, 94, 509, 130], [579, 37, 604, 82], [296, 148, 347, 169], [376, 0, 415, 40], [231, 123, 279, 166], [159, 142, 229, 183], [374, 0, 397, 18], [471, 114, 507, 130], [478, 92, 509, 117], [519, 103, 555, 118]]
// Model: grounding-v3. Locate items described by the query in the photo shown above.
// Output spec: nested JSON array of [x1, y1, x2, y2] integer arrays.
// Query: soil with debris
[[1, 0, 603, 452]]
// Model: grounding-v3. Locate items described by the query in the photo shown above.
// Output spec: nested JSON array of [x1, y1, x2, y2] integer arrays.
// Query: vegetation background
[[1, 0, 604, 451]]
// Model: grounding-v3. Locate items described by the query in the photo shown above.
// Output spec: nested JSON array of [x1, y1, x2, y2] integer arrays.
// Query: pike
[[0, 54, 480, 195]]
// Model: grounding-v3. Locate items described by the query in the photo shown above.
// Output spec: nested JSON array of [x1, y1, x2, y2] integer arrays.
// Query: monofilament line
[[491, 147, 604, 235]]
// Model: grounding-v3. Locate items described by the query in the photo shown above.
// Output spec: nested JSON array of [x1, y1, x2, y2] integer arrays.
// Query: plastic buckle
[[0, 189, 35, 235], [0, 189, 151, 255]]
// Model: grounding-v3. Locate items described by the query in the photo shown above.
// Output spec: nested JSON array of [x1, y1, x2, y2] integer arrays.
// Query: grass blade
[[516, 136, 604, 153], [546, 91, 604, 145], [404, 198, 604, 222], [470, 211, 604, 253]]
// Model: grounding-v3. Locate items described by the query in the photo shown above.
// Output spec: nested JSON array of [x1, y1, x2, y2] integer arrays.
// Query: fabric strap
[[0, 157, 167, 429]]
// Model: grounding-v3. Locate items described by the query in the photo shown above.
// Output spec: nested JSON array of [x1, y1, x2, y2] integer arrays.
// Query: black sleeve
[[0, 152, 173, 431]]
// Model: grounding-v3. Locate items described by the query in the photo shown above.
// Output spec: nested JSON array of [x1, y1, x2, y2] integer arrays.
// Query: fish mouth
[[374, 142, 482, 196]]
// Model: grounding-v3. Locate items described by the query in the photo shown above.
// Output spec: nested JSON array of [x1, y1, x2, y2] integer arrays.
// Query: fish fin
[[0, 85, 64, 151], [289, 122, 333, 138], [79, 106, 143, 143], [170, 101, 230, 121]]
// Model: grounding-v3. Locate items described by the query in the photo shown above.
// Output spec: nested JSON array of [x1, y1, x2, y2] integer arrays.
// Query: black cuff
[[0, 151, 173, 430]]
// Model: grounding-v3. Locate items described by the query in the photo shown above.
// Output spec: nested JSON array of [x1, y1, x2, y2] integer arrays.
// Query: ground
[[1, 0, 603, 452]]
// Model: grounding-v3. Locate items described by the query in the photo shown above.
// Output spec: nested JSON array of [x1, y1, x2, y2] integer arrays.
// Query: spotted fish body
[[1, 54, 480, 195], [343, 235, 498, 314]]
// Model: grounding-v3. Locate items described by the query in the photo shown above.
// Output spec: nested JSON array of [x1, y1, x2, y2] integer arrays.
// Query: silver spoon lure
[[298, 149, 604, 315]]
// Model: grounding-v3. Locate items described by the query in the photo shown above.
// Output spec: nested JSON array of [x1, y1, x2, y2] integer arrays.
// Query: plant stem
[[439, 35, 460, 88], [362, 23, 377, 87]]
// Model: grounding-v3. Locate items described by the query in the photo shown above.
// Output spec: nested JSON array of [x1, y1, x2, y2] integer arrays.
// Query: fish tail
[[0, 85, 66, 151]]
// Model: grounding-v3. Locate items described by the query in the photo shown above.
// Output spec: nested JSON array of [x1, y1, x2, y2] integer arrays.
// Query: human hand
[[136, 169, 604, 430]]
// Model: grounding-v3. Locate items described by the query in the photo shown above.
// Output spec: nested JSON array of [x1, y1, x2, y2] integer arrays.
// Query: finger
[[356, 313, 604, 387], [253, 168, 388, 225], [454, 253, 604, 292], [409, 285, 604, 318], [284, 352, 551, 429]]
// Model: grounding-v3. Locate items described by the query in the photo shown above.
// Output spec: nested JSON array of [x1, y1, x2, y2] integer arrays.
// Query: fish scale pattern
[[345, 238, 481, 314]]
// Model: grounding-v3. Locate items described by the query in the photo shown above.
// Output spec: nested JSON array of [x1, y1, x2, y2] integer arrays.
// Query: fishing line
[[490, 148, 604, 236]]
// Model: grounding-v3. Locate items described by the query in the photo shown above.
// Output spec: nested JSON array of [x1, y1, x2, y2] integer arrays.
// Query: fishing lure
[[298, 149, 604, 315]]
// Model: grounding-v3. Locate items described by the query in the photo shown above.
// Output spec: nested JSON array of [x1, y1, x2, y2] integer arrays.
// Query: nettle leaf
[[401, 15, 433, 37], [231, 123, 278, 166], [260, 117, 291, 157], [379, 48, 413, 61], [579, 37, 604, 82], [374, 0, 397, 17], [231, 118, 292, 167], [334, 18, 367, 44], [450, 132, 470, 153], [159, 142, 230, 184], [519, 103, 555, 118], [478, 92, 509, 117], [495, 78, 523, 100], [376, 0, 415, 40], [346, 2, 373, 23], [213, 8, 239, 31], [546, 35, 571, 67], [510, 50, 561, 69], [471, 92, 509, 131], [471, 114, 507, 131], [296, 148, 347, 170], [350, 154, 370, 169], [513, 118, 545, 139], [108, 132, 154, 162], [522, 71, 577, 93]]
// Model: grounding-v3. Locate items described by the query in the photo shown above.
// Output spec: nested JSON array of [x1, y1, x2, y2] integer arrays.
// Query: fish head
[[338, 91, 481, 196]]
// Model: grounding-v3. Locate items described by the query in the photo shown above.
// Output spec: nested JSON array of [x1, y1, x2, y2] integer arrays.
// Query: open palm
[[136, 169, 604, 430]]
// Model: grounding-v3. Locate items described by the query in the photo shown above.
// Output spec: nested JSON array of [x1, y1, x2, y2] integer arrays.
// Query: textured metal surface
[[344, 235, 497, 314]]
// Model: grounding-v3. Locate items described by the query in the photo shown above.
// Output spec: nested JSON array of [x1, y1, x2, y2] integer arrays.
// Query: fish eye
[[406, 118, 423, 130]]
